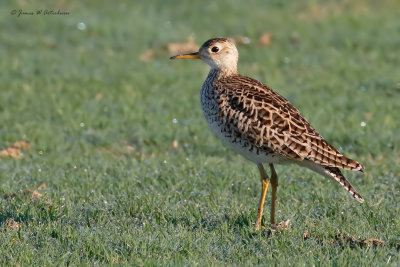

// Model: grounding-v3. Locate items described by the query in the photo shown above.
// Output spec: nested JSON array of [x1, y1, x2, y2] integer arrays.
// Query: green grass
[[1, 0, 400, 265]]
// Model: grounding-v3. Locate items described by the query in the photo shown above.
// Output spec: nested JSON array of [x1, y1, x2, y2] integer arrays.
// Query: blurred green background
[[0, 0, 399, 265]]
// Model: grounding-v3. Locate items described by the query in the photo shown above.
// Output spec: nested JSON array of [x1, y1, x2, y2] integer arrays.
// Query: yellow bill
[[170, 52, 200, 60]]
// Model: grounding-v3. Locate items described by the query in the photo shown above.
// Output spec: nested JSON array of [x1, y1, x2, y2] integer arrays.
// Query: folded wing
[[216, 75, 364, 172]]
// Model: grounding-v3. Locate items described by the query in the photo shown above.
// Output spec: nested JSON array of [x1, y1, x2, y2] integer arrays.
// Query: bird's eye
[[211, 46, 219, 53]]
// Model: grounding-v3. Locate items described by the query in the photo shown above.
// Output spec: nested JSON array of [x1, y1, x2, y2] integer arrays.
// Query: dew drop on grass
[[240, 37, 251, 44], [77, 22, 86, 31], [172, 118, 178, 124]]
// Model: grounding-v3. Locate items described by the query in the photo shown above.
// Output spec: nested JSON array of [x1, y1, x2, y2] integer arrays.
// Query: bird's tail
[[323, 166, 364, 203], [300, 160, 364, 203], [337, 156, 365, 173]]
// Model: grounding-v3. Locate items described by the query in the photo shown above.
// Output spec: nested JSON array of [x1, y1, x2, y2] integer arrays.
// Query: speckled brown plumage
[[171, 37, 365, 228], [201, 69, 364, 203], [216, 74, 363, 171]]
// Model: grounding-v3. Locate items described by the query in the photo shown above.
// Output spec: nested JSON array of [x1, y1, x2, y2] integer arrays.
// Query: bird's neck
[[207, 68, 237, 82]]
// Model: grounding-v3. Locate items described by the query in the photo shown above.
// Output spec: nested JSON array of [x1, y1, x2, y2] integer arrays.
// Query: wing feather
[[215, 75, 364, 172]]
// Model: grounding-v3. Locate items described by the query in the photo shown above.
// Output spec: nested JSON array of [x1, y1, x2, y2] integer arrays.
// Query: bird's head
[[170, 38, 238, 74]]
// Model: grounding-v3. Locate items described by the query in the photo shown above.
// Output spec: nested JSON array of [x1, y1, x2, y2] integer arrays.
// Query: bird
[[170, 37, 364, 230]]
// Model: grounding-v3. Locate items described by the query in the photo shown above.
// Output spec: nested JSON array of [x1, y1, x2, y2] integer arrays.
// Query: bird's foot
[[255, 219, 290, 232], [271, 219, 290, 231], [255, 224, 265, 231]]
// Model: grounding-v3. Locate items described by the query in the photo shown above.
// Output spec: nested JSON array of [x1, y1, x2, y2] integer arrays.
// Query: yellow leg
[[269, 163, 279, 226], [255, 164, 270, 230]]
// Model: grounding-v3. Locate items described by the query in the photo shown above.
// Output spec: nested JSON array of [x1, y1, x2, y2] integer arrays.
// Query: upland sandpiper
[[170, 38, 364, 230]]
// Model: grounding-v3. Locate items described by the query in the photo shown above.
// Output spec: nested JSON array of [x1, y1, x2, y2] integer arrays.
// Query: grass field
[[1, 0, 400, 265]]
